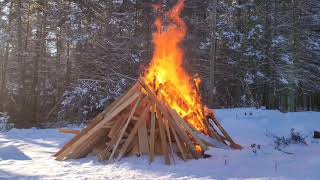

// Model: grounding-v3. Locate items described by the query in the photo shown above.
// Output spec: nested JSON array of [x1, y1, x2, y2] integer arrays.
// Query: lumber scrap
[[209, 112, 242, 149], [108, 110, 130, 138], [116, 103, 152, 161], [170, 124, 187, 161], [157, 113, 170, 165], [108, 96, 142, 162], [100, 96, 143, 160], [138, 116, 150, 154], [59, 129, 80, 135], [164, 117, 175, 164], [194, 132, 230, 149], [99, 118, 125, 160], [149, 105, 156, 164], [71, 128, 109, 159], [169, 109, 208, 151], [206, 122, 226, 144], [54, 112, 105, 157], [56, 91, 141, 161]]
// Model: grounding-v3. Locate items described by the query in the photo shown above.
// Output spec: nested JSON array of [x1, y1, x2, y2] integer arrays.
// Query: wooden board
[[108, 110, 130, 138], [116, 103, 151, 161], [59, 129, 80, 135], [149, 105, 156, 164], [54, 112, 105, 157], [157, 113, 170, 165], [170, 125, 187, 161], [56, 91, 141, 161], [108, 96, 142, 162], [164, 117, 175, 164], [210, 113, 242, 149], [138, 116, 150, 154], [170, 110, 208, 151]]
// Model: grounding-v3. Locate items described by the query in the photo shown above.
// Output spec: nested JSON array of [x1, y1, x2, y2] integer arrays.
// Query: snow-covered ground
[[1, 108, 319, 180]]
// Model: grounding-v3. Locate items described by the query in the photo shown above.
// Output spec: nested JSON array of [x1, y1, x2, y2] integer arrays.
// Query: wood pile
[[55, 78, 241, 165]]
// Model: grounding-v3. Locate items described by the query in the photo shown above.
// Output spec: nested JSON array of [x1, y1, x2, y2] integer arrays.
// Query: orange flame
[[143, 0, 207, 133]]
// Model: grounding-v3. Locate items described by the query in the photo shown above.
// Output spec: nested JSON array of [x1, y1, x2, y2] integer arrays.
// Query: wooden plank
[[170, 125, 186, 161], [59, 129, 80, 135], [149, 105, 156, 164], [71, 128, 108, 159], [208, 122, 227, 144], [138, 116, 150, 154], [194, 132, 230, 149], [99, 135, 118, 160], [99, 109, 133, 160], [132, 116, 140, 121], [164, 117, 175, 164], [116, 103, 151, 161], [108, 110, 130, 138], [54, 112, 104, 157], [78, 92, 141, 158], [170, 110, 208, 151], [108, 96, 142, 162], [210, 112, 242, 149], [158, 113, 170, 165], [56, 92, 141, 161], [99, 117, 131, 160], [163, 108, 197, 158], [125, 137, 138, 155], [101, 125, 113, 128]]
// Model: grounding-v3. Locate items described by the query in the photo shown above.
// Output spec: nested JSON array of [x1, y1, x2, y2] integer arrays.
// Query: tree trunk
[[15, 0, 27, 125], [32, 2, 47, 125], [265, 2, 275, 109], [0, 42, 10, 111], [0, 3, 12, 111], [65, 41, 71, 87], [208, 0, 217, 108]]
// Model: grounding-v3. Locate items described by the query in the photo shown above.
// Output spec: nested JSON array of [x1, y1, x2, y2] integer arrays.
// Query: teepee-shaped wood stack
[[55, 78, 241, 165]]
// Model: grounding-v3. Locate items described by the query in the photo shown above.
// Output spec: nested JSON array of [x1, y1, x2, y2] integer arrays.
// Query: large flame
[[143, 0, 207, 133]]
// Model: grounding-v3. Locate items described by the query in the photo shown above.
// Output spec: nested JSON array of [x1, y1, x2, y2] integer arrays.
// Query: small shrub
[[250, 143, 261, 154], [266, 128, 308, 150]]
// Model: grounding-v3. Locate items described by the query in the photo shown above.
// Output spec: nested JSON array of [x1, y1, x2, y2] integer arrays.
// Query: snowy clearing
[[0, 108, 319, 180]]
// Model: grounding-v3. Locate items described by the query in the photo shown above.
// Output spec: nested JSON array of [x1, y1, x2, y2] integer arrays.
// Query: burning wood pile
[[55, 0, 241, 165]]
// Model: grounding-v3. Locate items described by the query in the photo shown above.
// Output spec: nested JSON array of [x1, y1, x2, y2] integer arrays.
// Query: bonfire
[[55, 0, 241, 165]]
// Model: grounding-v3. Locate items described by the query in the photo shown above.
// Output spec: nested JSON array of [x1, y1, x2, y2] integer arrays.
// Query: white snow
[[279, 75, 289, 85], [280, 54, 293, 65], [1, 108, 320, 180], [0, 145, 31, 160]]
